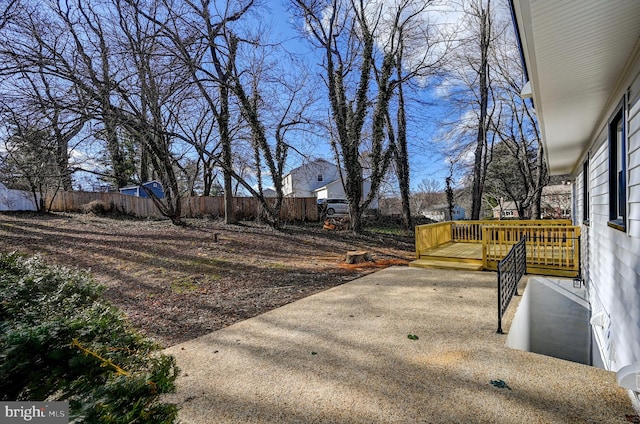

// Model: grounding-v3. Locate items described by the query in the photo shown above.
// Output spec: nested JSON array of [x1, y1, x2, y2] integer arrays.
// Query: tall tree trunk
[[533, 143, 547, 218], [394, 49, 412, 230], [471, 0, 491, 220], [103, 109, 129, 188], [322, 4, 373, 234], [220, 41, 236, 224]]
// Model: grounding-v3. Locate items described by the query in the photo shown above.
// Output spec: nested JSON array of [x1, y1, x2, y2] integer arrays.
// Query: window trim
[[607, 99, 627, 232], [583, 157, 589, 225]]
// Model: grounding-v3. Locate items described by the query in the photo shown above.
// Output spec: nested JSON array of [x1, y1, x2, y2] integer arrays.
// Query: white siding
[[590, 131, 609, 221], [283, 160, 341, 198], [629, 73, 640, 237], [584, 69, 640, 383], [0, 184, 38, 211]]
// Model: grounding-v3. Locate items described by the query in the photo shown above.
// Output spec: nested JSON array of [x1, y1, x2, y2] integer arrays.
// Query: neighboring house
[[283, 159, 377, 208], [511, 0, 640, 404], [541, 183, 572, 219], [262, 188, 277, 198], [91, 183, 117, 193], [492, 201, 519, 219], [283, 159, 342, 198], [312, 178, 345, 200], [0, 183, 38, 211], [119, 181, 165, 199], [423, 204, 465, 221], [313, 178, 379, 209]]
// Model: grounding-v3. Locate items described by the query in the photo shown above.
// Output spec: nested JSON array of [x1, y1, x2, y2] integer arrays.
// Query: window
[[583, 158, 589, 224], [317, 174, 323, 182], [608, 102, 626, 231]]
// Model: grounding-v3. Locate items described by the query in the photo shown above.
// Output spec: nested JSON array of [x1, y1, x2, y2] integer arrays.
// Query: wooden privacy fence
[[46, 191, 319, 221]]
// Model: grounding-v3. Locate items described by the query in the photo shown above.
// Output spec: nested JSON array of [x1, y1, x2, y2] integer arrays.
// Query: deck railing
[[416, 220, 572, 251], [451, 222, 483, 243], [415, 221, 453, 258], [497, 237, 527, 334], [482, 225, 580, 277], [415, 219, 579, 276]]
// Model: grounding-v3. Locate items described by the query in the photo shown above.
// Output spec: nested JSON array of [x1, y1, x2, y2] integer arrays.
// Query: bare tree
[[437, 0, 518, 220], [412, 177, 445, 214], [139, 0, 317, 227], [0, 110, 60, 211], [293, 0, 447, 232], [378, 0, 448, 229], [132, 0, 269, 225], [113, 0, 196, 224], [467, 0, 493, 220], [0, 2, 88, 192], [1, 0, 197, 224], [482, 2, 547, 219], [0, 0, 18, 32], [291, 0, 376, 233]]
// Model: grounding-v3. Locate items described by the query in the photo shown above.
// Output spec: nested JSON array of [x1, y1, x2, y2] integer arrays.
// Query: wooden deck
[[419, 242, 483, 260], [411, 221, 580, 277], [410, 242, 484, 271]]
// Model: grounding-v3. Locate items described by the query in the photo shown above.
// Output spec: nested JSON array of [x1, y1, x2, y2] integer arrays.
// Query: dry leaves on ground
[[0, 212, 414, 346]]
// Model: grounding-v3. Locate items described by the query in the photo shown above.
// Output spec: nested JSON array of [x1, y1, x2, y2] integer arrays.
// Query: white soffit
[[513, 0, 640, 174]]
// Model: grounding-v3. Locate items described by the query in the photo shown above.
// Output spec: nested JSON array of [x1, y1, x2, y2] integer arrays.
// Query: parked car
[[318, 198, 349, 216]]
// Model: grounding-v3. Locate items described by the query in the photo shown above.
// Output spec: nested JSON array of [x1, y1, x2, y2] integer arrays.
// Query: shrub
[[80, 199, 113, 215], [0, 252, 179, 423]]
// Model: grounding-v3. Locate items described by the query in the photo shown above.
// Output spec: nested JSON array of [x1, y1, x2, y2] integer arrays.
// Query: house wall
[[283, 160, 341, 198], [141, 182, 165, 199], [362, 180, 378, 209], [120, 181, 165, 199], [314, 180, 346, 200], [0, 185, 38, 211], [452, 206, 465, 220], [577, 59, 640, 391], [492, 208, 519, 219], [120, 187, 141, 197]]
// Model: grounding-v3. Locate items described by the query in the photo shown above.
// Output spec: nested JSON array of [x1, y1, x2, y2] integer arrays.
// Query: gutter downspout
[[508, 0, 533, 105]]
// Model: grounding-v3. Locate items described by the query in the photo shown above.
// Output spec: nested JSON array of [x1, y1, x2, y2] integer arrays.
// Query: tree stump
[[345, 250, 371, 264]]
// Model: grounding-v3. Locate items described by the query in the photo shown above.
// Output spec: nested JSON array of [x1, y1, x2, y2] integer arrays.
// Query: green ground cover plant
[[0, 252, 179, 423]]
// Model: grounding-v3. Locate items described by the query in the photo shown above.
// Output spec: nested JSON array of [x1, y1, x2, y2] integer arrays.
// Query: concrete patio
[[163, 267, 635, 423]]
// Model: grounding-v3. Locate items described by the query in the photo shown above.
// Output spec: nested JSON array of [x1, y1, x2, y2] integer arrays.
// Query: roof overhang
[[510, 0, 640, 174]]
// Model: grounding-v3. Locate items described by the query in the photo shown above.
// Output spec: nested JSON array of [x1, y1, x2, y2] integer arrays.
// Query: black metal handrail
[[497, 236, 527, 334]]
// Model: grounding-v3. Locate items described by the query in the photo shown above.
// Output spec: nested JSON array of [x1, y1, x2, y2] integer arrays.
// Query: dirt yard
[[0, 212, 415, 347]]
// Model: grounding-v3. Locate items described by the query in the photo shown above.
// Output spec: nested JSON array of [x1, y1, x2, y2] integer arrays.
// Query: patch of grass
[[170, 274, 221, 293], [186, 257, 228, 268], [170, 278, 200, 294], [267, 262, 290, 270], [367, 227, 407, 236]]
